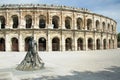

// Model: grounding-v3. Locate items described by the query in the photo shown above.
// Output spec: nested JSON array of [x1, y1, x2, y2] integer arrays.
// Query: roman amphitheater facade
[[0, 4, 117, 52]]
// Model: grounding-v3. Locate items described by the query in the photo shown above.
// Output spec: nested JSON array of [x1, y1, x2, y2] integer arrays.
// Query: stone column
[[18, 10, 22, 29], [106, 37, 109, 49], [73, 12, 76, 30], [72, 32, 75, 51], [47, 11, 53, 29], [74, 17, 77, 30], [74, 36, 77, 51], [62, 35, 65, 51], [34, 12, 38, 29], [74, 16, 77, 30], [61, 12, 65, 29], [100, 16, 102, 32], [5, 10, 9, 29], [60, 36, 62, 51], [33, 33, 39, 51], [83, 32, 87, 50], [19, 34, 24, 51], [92, 15, 95, 31], [84, 14, 87, 30], [47, 10, 49, 29], [9, 17, 13, 29], [93, 32, 96, 50], [115, 36, 117, 49], [94, 39, 96, 50], [5, 34, 11, 51], [20, 13, 25, 29], [48, 32, 52, 51], [100, 39, 103, 50], [100, 34, 103, 50], [0, 20, 1, 29], [85, 37, 88, 50]]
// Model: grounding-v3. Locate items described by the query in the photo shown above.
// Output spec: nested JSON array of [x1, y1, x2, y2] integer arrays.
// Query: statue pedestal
[[16, 51, 44, 71]]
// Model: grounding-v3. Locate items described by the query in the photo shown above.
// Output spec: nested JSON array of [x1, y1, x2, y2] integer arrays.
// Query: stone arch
[[108, 23, 110, 31], [11, 15, 19, 28], [87, 19, 92, 30], [38, 37, 46, 51], [52, 16, 59, 29], [77, 38, 83, 50], [111, 25, 114, 32], [11, 37, 19, 51], [96, 39, 100, 50], [88, 38, 93, 50], [103, 39, 107, 49], [25, 15, 32, 28], [109, 39, 113, 49], [39, 15, 46, 28], [102, 22, 106, 31], [0, 38, 5, 51], [65, 16, 72, 29], [77, 18, 83, 30], [65, 38, 72, 51], [52, 37, 60, 51], [0, 16, 5, 29], [109, 39, 111, 49], [25, 37, 31, 51], [112, 39, 114, 49], [96, 20, 100, 31]]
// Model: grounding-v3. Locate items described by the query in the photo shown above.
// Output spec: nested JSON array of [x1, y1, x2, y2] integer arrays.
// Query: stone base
[[16, 51, 44, 71]]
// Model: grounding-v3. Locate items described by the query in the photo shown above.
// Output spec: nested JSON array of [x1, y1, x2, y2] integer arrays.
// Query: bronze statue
[[16, 37, 44, 71]]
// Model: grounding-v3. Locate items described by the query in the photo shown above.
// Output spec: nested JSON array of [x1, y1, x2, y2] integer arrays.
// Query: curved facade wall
[[0, 4, 117, 52]]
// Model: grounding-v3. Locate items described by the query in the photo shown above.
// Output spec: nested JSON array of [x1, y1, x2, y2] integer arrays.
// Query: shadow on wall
[[35, 66, 120, 80], [117, 42, 120, 48]]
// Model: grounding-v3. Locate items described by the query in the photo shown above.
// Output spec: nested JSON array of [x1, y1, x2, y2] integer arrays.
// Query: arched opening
[[109, 39, 111, 49], [102, 22, 106, 31], [38, 37, 46, 51], [25, 37, 31, 51], [65, 17, 72, 29], [77, 18, 83, 30], [52, 37, 60, 51], [96, 39, 100, 50], [12, 15, 19, 28], [112, 25, 114, 32], [108, 23, 110, 31], [25, 15, 32, 28], [0, 16, 5, 29], [96, 20, 100, 31], [39, 15, 46, 28], [77, 38, 83, 50], [87, 19, 92, 30], [88, 38, 93, 50], [65, 38, 72, 51], [103, 39, 106, 49], [52, 16, 59, 29], [11, 37, 19, 51], [0, 38, 5, 51], [112, 40, 114, 49]]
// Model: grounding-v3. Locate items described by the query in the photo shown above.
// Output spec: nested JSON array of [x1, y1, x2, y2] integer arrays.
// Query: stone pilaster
[[5, 34, 11, 51], [48, 33, 52, 51], [62, 35, 65, 51], [19, 34, 24, 51], [74, 37, 77, 51], [100, 35, 103, 50]]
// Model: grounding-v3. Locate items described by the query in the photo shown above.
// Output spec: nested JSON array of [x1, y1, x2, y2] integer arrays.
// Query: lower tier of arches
[[0, 35, 117, 52], [0, 29, 117, 52]]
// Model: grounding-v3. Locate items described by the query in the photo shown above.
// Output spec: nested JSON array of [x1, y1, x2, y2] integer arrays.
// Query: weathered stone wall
[[0, 4, 117, 52]]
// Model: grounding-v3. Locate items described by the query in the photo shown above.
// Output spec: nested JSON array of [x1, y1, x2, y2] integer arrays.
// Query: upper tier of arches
[[0, 7, 116, 33]]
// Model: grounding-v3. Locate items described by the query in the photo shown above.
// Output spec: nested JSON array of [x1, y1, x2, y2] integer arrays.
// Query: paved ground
[[0, 49, 120, 80]]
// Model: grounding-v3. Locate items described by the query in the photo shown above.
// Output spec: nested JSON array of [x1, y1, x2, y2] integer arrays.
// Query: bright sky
[[0, 0, 120, 33]]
